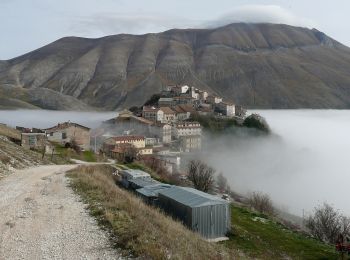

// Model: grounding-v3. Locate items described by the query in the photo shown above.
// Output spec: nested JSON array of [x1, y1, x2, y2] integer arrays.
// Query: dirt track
[[0, 165, 120, 260]]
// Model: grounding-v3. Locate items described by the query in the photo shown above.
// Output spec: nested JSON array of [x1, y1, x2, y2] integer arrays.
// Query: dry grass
[[67, 165, 238, 259], [0, 124, 21, 140]]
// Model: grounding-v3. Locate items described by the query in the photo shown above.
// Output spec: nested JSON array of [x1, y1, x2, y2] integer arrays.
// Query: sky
[[0, 0, 349, 59]]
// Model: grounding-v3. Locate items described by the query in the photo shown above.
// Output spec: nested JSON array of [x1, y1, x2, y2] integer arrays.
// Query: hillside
[[68, 165, 338, 259], [1, 23, 350, 110], [0, 124, 58, 178]]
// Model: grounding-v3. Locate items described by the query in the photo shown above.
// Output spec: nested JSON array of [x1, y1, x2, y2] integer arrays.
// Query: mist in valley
[[200, 110, 350, 217], [1, 109, 350, 217], [0, 110, 116, 129]]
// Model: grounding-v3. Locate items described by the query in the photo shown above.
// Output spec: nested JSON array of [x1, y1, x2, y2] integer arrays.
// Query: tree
[[187, 160, 215, 192], [243, 114, 270, 133], [248, 192, 275, 216], [305, 203, 350, 244], [123, 145, 138, 163], [217, 172, 228, 193]]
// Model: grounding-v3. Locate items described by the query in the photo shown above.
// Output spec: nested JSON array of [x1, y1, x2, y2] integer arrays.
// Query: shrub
[[187, 160, 215, 192], [248, 192, 275, 216], [305, 203, 350, 244], [243, 114, 270, 133]]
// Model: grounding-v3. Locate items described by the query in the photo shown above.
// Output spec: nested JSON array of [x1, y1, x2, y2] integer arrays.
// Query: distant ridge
[[1, 23, 350, 110]]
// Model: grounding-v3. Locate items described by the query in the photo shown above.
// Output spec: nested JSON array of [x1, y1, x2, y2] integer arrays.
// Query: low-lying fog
[[202, 110, 350, 216], [0, 109, 349, 216], [0, 110, 116, 129]]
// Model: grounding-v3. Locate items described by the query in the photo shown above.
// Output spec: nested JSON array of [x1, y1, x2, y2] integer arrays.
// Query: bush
[[243, 114, 270, 133], [248, 192, 275, 216], [305, 203, 350, 244], [187, 160, 215, 192]]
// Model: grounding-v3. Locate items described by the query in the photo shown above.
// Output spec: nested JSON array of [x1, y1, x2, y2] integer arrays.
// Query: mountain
[[1, 23, 350, 110]]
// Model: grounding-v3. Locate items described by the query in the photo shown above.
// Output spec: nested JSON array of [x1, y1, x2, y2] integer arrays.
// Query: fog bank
[[0, 110, 116, 129], [201, 110, 350, 216], [1, 109, 349, 216]]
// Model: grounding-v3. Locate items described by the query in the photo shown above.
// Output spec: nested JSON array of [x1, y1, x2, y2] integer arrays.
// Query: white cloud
[[205, 5, 317, 29], [69, 5, 317, 38], [70, 13, 199, 36]]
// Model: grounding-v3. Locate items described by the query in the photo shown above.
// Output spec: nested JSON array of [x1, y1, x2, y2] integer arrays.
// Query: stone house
[[159, 107, 176, 123], [173, 105, 196, 121], [45, 122, 90, 150], [217, 102, 235, 117], [149, 123, 172, 144], [142, 106, 163, 122], [179, 135, 201, 152], [173, 122, 202, 139]]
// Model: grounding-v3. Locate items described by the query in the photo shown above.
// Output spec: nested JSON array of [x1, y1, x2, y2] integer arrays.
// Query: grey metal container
[[158, 186, 230, 239]]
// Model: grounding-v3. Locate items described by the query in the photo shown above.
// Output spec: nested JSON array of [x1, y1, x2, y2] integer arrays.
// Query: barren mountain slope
[[1, 23, 350, 110]]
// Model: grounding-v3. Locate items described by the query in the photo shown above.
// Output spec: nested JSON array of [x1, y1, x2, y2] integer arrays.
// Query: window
[[62, 133, 67, 139]]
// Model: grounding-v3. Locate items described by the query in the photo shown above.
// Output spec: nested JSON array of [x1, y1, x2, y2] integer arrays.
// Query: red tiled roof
[[159, 107, 175, 114], [45, 122, 90, 131], [173, 104, 196, 113], [112, 135, 145, 142]]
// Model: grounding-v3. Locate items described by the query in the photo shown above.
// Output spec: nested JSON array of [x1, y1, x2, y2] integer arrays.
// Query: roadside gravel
[[0, 165, 122, 260]]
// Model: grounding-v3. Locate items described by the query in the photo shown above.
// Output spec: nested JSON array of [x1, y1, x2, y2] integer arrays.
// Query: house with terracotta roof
[[159, 107, 176, 123], [103, 135, 152, 158], [173, 104, 196, 121], [142, 106, 164, 122], [45, 122, 90, 150]]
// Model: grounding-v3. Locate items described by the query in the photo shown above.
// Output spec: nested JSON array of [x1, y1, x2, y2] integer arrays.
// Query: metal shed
[[120, 169, 151, 188], [158, 186, 230, 239], [136, 184, 172, 205], [128, 178, 160, 190]]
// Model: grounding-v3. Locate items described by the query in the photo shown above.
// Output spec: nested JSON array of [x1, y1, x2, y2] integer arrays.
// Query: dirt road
[[0, 165, 121, 260]]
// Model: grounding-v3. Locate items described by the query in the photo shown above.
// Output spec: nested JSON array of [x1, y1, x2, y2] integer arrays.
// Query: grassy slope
[[0, 124, 21, 140], [53, 143, 104, 163], [226, 206, 338, 259], [67, 165, 235, 259], [68, 164, 339, 259]]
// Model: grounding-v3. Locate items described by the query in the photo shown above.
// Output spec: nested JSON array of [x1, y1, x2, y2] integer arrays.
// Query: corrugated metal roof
[[136, 184, 172, 197], [158, 186, 228, 207], [121, 169, 150, 179], [128, 178, 160, 188]]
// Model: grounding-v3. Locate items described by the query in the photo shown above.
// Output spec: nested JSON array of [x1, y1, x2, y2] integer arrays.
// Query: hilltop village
[[99, 85, 247, 172], [4, 85, 248, 173]]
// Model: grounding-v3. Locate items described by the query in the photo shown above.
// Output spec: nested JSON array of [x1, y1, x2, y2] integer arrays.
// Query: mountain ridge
[[1, 23, 350, 110]]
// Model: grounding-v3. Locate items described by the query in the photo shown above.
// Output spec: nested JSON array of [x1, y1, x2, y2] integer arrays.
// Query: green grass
[[225, 206, 338, 259], [67, 164, 341, 260], [52, 143, 104, 163], [80, 150, 96, 162]]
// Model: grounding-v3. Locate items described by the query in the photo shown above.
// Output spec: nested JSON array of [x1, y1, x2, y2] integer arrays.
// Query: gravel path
[[0, 165, 121, 260]]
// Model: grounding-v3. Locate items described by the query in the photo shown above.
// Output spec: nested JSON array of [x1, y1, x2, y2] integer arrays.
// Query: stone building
[[45, 122, 90, 150]]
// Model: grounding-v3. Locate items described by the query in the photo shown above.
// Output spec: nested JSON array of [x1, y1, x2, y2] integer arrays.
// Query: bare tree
[[120, 145, 138, 163], [305, 203, 350, 244], [187, 160, 215, 192], [217, 172, 228, 193], [248, 192, 275, 216]]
